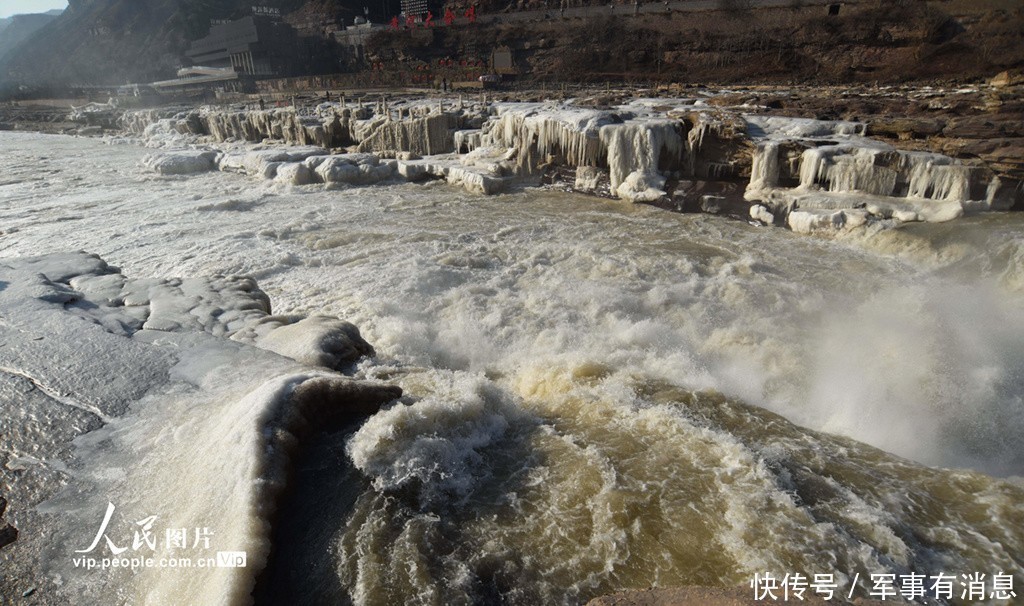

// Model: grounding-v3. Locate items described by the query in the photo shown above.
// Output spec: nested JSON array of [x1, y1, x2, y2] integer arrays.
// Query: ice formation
[[453, 129, 484, 153], [478, 103, 759, 202], [217, 147, 326, 178], [395, 154, 512, 195], [574, 165, 606, 193], [600, 119, 683, 201], [250, 316, 375, 371], [141, 150, 218, 175], [120, 100, 485, 156], [354, 112, 460, 156], [487, 106, 612, 170], [748, 141, 780, 192], [306, 154, 395, 185], [749, 204, 775, 225], [743, 116, 1011, 229], [119, 97, 1016, 231], [0, 252, 400, 605], [787, 208, 848, 234]]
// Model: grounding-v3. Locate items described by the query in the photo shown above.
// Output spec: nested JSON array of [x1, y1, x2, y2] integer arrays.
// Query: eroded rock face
[[867, 118, 944, 140], [991, 69, 1024, 88], [681, 110, 756, 181]]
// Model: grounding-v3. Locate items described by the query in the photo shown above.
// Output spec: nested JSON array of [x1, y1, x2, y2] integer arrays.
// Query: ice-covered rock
[[395, 160, 434, 182], [796, 145, 985, 203], [485, 105, 686, 202], [788, 209, 847, 234], [575, 166, 605, 192], [391, 155, 510, 195], [218, 150, 285, 176], [701, 195, 725, 214], [749, 204, 775, 225], [142, 150, 218, 175], [119, 103, 488, 155], [748, 141, 780, 192], [744, 115, 864, 138], [487, 106, 612, 171], [843, 208, 870, 229], [742, 114, 1004, 230], [454, 129, 484, 153], [460, 146, 514, 177], [307, 154, 394, 185], [115, 98, 1017, 222], [681, 110, 753, 180], [864, 199, 963, 223], [446, 165, 508, 195], [121, 106, 360, 148], [274, 162, 316, 186], [616, 170, 667, 203], [218, 147, 326, 177], [252, 315, 375, 370]]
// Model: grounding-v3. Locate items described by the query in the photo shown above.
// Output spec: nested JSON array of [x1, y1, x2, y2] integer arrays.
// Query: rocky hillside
[[0, 0, 307, 93], [1, 0, 1021, 96], [367, 0, 1024, 86], [0, 11, 61, 64]]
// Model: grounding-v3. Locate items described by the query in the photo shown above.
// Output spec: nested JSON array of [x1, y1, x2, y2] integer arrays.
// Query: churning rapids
[[1, 130, 1022, 605]]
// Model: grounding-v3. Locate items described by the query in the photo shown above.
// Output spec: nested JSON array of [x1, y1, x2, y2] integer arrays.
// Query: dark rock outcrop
[[0, 496, 17, 549]]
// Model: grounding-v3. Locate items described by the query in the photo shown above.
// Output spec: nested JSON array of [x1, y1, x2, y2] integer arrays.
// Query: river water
[[1, 132, 1022, 604]]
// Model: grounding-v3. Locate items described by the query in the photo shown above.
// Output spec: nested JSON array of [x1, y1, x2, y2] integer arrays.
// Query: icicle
[[599, 121, 682, 191], [907, 156, 970, 201], [748, 141, 780, 193]]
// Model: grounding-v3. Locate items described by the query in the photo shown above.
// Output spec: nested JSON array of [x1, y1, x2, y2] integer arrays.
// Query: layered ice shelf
[[118, 95, 1020, 237]]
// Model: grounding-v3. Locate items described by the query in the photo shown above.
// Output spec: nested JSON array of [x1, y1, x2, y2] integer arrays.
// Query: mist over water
[[2, 132, 1022, 603]]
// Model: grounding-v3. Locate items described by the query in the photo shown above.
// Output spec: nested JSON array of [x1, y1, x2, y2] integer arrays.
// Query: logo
[[71, 502, 246, 570], [216, 552, 247, 568]]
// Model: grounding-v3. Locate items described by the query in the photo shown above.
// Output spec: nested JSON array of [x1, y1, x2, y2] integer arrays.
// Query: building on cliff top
[[185, 15, 305, 78]]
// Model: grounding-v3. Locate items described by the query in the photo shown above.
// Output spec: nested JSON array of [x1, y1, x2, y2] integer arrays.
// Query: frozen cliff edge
[[743, 115, 1019, 234], [117, 96, 1022, 230], [0, 251, 401, 605]]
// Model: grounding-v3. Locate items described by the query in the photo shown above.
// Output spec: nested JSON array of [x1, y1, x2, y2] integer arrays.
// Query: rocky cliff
[[1, 0, 1022, 96], [0, 11, 61, 64], [366, 0, 1023, 87], [0, 0, 308, 93]]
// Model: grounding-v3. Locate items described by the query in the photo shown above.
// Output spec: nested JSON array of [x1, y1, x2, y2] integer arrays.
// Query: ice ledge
[[0, 252, 402, 606]]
